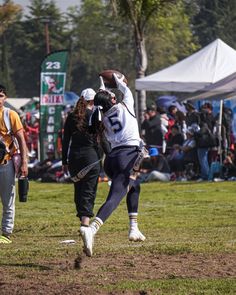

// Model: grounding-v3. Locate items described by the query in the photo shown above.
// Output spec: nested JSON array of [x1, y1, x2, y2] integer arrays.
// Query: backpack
[[1, 108, 21, 174], [3, 107, 20, 154], [3, 107, 11, 134], [0, 108, 11, 163], [194, 125, 218, 148]]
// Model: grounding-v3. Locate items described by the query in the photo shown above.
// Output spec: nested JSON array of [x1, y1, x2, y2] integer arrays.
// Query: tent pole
[[135, 90, 139, 127], [218, 99, 223, 165]]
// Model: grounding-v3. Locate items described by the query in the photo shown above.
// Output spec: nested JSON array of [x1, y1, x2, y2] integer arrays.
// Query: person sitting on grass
[[222, 150, 236, 180], [168, 126, 198, 181], [138, 147, 171, 182]]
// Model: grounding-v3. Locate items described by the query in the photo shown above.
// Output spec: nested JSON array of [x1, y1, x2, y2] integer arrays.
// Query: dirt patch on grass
[[0, 253, 235, 294]]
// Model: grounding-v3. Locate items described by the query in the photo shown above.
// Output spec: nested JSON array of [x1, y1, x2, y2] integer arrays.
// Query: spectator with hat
[[28, 148, 58, 180], [141, 104, 163, 150], [62, 88, 102, 229], [185, 102, 201, 127]]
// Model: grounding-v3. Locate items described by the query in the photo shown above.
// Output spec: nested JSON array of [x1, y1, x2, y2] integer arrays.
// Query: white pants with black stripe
[[0, 160, 15, 235]]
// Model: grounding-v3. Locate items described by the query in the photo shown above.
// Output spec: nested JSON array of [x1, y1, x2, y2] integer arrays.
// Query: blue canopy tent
[[64, 91, 79, 106], [155, 95, 187, 113]]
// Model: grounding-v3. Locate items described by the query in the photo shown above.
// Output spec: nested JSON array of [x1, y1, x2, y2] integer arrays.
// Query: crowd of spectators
[[18, 103, 70, 183], [18, 100, 236, 183], [139, 101, 236, 182]]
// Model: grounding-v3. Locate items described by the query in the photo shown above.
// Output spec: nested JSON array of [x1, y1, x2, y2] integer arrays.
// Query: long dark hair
[[94, 90, 114, 112], [73, 97, 87, 131], [89, 108, 104, 136], [89, 91, 114, 135]]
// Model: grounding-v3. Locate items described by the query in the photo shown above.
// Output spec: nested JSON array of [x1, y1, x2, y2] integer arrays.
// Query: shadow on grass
[[170, 181, 210, 186], [74, 254, 83, 269], [0, 263, 52, 270], [74, 250, 90, 270]]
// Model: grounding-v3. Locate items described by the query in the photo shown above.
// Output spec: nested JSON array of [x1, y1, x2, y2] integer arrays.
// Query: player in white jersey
[[102, 85, 140, 149], [80, 73, 146, 256]]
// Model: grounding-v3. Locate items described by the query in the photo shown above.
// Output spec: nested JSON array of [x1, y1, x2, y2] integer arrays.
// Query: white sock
[[129, 213, 138, 230], [90, 217, 103, 234]]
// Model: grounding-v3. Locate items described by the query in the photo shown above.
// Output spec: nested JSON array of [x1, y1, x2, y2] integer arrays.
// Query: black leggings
[[96, 146, 140, 222]]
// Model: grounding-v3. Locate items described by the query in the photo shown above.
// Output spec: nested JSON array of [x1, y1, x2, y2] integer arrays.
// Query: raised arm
[[113, 73, 134, 107]]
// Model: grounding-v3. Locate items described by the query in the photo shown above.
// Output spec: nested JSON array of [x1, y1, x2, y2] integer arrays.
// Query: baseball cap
[[186, 126, 194, 135], [149, 147, 159, 157], [80, 88, 96, 101], [146, 104, 156, 112]]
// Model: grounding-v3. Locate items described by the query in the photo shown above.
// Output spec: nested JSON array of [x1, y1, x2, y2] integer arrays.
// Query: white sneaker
[[129, 228, 146, 242], [213, 178, 224, 182], [80, 226, 94, 257], [196, 178, 204, 182]]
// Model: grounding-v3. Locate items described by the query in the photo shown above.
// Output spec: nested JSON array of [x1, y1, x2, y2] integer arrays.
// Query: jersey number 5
[[108, 113, 122, 133]]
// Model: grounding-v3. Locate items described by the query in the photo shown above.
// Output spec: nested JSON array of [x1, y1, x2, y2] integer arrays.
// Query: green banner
[[40, 50, 68, 161]]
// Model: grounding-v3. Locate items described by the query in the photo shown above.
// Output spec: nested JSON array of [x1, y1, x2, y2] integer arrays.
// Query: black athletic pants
[[69, 147, 101, 219], [96, 146, 140, 222]]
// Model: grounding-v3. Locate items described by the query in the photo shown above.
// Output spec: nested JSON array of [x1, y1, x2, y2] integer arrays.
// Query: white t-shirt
[[102, 87, 141, 149]]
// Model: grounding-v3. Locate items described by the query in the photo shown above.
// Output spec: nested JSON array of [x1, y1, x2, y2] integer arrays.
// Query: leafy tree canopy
[[192, 0, 236, 48]]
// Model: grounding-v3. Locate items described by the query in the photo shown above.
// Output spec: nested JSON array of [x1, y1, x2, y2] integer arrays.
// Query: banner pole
[[39, 50, 68, 161]]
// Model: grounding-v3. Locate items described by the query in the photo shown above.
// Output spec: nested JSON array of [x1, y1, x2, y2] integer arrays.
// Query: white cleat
[[80, 226, 94, 257], [129, 228, 146, 242]]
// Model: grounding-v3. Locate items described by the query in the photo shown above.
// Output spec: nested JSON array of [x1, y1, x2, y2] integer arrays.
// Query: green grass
[[0, 181, 235, 294], [108, 278, 236, 295]]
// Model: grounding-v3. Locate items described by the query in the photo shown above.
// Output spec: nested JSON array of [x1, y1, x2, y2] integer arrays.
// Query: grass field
[[0, 180, 235, 294]]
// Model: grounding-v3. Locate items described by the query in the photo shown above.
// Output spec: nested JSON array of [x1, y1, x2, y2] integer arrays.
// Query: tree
[[0, 0, 21, 35], [67, 0, 134, 94], [8, 0, 70, 97], [68, 0, 198, 119], [0, 0, 22, 94], [146, 1, 199, 72], [110, 0, 177, 122], [2, 0, 199, 104], [192, 0, 236, 48]]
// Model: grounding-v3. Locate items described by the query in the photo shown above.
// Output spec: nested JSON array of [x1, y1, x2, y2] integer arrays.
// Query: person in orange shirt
[[0, 85, 28, 243]]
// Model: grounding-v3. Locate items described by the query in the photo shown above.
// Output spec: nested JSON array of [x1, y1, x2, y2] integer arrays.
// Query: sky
[[3, 1, 81, 14]]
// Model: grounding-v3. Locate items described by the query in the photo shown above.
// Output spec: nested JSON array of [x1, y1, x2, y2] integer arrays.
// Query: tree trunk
[[1, 33, 15, 96], [134, 28, 147, 126], [1, 34, 10, 90]]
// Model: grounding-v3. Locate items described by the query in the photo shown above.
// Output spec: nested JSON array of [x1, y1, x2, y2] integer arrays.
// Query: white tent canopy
[[5, 98, 33, 112], [135, 39, 236, 93], [187, 72, 236, 101]]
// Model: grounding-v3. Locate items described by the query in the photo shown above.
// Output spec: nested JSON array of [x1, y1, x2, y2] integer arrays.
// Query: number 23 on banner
[[46, 62, 61, 70]]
